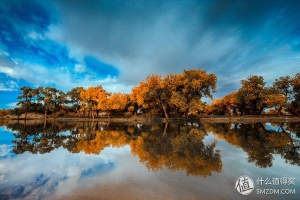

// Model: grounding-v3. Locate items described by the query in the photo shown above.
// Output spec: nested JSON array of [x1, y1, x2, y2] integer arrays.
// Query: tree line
[[208, 74, 300, 116], [8, 69, 300, 119]]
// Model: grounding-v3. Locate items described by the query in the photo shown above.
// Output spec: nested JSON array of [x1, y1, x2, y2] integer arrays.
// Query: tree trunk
[[185, 110, 189, 118], [161, 103, 169, 119], [44, 108, 48, 120], [277, 107, 282, 115], [25, 101, 29, 120], [233, 108, 237, 116], [91, 108, 95, 120], [160, 122, 168, 142]]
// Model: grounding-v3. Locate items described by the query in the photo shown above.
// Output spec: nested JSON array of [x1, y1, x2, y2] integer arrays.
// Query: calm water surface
[[0, 120, 299, 200]]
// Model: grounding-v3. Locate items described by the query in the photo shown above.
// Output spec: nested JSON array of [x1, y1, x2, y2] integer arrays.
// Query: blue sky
[[0, 0, 299, 109]]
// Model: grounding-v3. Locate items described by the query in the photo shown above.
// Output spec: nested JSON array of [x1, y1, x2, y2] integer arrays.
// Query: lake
[[0, 120, 299, 200]]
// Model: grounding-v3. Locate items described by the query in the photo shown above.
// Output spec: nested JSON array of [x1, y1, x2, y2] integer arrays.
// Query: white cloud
[[0, 144, 12, 157], [44, 1, 243, 94], [0, 63, 73, 90], [74, 63, 86, 73], [0, 79, 18, 91], [26, 30, 45, 40], [74, 76, 132, 93], [0, 51, 9, 57], [5, 102, 18, 108], [0, 145, 141, 199], [0, 41, 9, 57], [0, 66, 15, 76], [1, 0, 299, 98]]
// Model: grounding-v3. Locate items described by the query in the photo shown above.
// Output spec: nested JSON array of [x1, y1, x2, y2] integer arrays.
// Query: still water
[[0, 120, 299, 200]]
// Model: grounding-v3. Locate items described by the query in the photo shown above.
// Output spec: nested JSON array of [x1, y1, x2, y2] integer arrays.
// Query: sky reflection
[[0, 143, 131, 199], [0, 122, 299, 200]]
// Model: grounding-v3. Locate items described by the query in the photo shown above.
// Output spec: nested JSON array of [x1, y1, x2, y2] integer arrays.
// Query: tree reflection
[[4, 120, 300, 175], [8, 120, 79, 154], [76, 129, 128, 154], [207, 122, 300, 168], [130, 123, 222, 177]]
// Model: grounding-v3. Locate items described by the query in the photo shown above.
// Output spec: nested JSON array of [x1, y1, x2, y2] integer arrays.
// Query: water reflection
[[129, 124, 222, 177], [206, 123, 300, 168], [5, 121, 222, 177], [3, 120, 300, 172], [1, 120, 300, 199]]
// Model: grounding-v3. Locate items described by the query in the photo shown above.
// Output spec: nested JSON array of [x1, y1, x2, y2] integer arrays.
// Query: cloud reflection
[[0, 145, 130, 199]]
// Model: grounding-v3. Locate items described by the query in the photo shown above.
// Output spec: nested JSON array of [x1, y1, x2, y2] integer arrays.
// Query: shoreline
[[1, 115, 300, 123]]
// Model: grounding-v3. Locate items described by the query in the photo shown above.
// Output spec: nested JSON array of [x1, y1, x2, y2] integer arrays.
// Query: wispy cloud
[[0, 0, 300, 107], [5, 102, 18, 108], [0, 79, 18, 91]]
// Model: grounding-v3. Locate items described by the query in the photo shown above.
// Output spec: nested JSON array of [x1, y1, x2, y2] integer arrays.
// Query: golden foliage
[[76, 129, 128, 154], [130, 128, 222, 177]]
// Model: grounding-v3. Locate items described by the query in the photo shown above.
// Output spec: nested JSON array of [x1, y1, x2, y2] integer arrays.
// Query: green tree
[[10, 108, 23, 120], [271, 76, 291, 115], [67, 87, 84, 117], [17, 86, 37, 120], [273, 76, 292, 98], [38, 86, 61, 119], [52, 91, 67, 118]]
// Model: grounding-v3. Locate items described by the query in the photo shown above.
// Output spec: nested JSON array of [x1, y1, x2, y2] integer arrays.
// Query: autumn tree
[[131, 74, 170, 118], [204, 92, 238, 116], [268, 76, 292, 115], [167, 69, 217, 117], [104, 93, 128, 118], [126, 101, 138, 116], [263, 87, 287, 115], [131, 69, 217, 118], [222, 92, 238, 115], [207, 98, 224, 115], [80, 85, 107, 119], [236, 75, 267, 115], [206, 92, 237, 115]]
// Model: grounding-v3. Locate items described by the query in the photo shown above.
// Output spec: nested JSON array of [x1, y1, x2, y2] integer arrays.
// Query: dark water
[[0, 120, 299, 200]]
